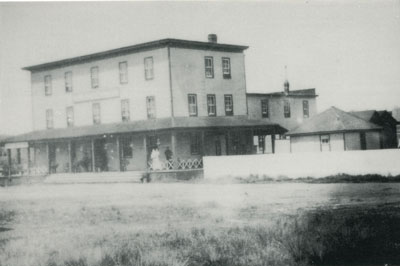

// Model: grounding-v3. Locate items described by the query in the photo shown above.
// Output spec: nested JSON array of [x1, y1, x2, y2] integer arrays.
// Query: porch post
[[91, 139, 95, 172], [116, 136, 121, 171], [201, 130, 205, 156], [27, 144, 31, 176], [7, 149, 11, 177], [46, 143, 50, 174], [171, 131, 176, 170], [225, 131, 230, 155], [143, 134, 147, 170], [68, 141, 72, 173]]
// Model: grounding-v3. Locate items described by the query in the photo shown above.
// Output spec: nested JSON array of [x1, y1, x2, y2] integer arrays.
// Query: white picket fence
[[148, 158, 203, 171]]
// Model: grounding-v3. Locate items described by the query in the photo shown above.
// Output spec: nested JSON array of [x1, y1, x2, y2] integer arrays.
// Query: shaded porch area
[[1, 116, 286, 176]]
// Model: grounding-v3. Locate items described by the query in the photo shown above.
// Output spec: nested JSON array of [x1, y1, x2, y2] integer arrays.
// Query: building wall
[[330, 133, 345, 151], [366, 131, 381, 150], [291, 131, 382, 153], [290, 135, 320, 153], [247, 94, 317, 130], [31, 47, 171, 130], [170, 48, 247, 117], [344, 132, 361, 150]]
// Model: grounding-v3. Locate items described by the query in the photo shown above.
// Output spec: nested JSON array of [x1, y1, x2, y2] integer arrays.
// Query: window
[[190, 132, 201, 155], [119, 61, 128, 84], [207, 94, 216, 116], [303, 100, 309, 118], [121, 138, 133, 158], [222, 57, 231, 79], [65, 71, 73, 92], [204, 57, 214, 78], [44, 75, 52, 96], [121, 99, 130, 122], [261, 99, 269, 118], [224, 94, 234, 116], [91, 66, 99, 88], [66, 106, 74, 127], [92, 103, 101, 124], [46, 109, 53, 129], [146, 96, 156, 119], [320, 135, 330, 151], [284, 100, 291, 118], [144, 57, 154, 80], [188, 94, 198, 116]]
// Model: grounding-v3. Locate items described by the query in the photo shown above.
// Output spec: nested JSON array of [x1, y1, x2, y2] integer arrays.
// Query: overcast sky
[[0, 1, 399, 135]]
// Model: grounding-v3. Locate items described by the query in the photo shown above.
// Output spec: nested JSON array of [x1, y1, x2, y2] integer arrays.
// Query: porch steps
[[44, 171, 145, 184]]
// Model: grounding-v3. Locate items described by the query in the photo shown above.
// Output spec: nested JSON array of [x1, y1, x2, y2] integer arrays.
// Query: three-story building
[[4, 35, 286, 175]]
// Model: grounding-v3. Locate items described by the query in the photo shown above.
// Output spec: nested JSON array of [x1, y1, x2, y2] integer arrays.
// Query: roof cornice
[[23, 39, 249, 72]]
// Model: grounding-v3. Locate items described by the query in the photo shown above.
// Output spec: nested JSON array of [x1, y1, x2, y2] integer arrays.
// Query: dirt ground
[[0, 182, 399, 265]]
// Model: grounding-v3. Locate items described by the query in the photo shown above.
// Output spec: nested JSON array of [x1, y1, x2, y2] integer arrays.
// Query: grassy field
[[1, 182, 400, 266]]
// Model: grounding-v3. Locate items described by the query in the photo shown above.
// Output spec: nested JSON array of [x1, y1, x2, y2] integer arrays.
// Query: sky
[[0, 0, 399, 135]]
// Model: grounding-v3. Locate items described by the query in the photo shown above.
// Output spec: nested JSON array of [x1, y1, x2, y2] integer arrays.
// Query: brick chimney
[[208, 34, 217, 43]]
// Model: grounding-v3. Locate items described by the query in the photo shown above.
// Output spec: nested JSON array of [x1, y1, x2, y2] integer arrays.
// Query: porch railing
[[147, 158, 203, 171]]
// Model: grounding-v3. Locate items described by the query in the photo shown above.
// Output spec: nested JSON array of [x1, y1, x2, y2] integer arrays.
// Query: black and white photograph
[[0, 1, 400, 265]]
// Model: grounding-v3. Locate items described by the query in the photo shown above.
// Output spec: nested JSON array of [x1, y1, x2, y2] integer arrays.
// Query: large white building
[[4, 35, 286, 175]]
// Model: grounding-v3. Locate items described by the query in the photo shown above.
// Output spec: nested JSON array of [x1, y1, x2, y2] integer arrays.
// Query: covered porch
[[1, 116, 286, 176]]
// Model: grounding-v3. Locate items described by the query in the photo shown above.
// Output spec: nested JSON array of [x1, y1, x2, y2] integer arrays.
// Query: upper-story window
[[92, 103, 101, 124], [205, 57, 214, 78], [46, 109, 53, 129], [222, 57, 231, 79], [303, 100, 309, 118], [261, 99, 269, 118], [121, 99, 130, 122], [224, 94, 233, 116], [146, 96, 156, 119], [284, 100, 291, 118], [66, 106, 74, 127], [207, 94, 216, 116], [44, 75, 52, 96], [188, 94, 198, 117], [65, 71, 73, 92], [119, 61, 128, 84], [91, 67, 99, 88], [144, 57, 154, 80]]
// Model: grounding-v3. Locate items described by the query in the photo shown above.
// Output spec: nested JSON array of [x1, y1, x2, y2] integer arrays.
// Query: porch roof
[[2, 116, 286, 144]]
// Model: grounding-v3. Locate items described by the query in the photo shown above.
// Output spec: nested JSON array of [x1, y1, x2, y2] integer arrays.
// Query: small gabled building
[[286, 107, 383, 152], [350, 110, 398, 149]]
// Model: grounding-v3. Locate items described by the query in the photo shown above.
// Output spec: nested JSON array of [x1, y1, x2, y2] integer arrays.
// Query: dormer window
[[303, 100, 309, 118]]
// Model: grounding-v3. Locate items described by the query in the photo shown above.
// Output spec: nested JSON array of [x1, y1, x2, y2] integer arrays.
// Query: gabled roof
[[23, 38, 249, 72], [247, 88, 317, 98], [2, 116, 286, 144], [287, 107, 382, 136], [350, 110, 378, 122]]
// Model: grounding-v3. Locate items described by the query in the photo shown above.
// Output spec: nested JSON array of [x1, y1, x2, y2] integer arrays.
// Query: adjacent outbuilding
[[286, 107, 383, 152]]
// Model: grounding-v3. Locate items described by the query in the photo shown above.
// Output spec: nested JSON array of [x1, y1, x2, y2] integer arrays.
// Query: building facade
[[3, 35, 286, 176], [247, 81, 318, 130]]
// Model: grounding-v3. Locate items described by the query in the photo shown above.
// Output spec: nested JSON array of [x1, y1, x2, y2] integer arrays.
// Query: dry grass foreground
[[0, 183, 400, 266]]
